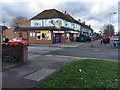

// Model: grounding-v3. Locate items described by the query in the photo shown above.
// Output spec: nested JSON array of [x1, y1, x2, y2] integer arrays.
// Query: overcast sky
[[1, 0, 119, 32]]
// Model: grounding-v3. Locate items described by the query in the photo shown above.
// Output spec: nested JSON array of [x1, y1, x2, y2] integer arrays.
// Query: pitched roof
[[18, 20, 30, 26], [31, 9, 66, 20], [65, 14, 80, 24], [30, 9, 93, 31], [30, 9, 78, 23]]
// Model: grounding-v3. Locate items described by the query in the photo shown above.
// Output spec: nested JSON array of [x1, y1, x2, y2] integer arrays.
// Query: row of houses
[[5, 9, 94, 44]]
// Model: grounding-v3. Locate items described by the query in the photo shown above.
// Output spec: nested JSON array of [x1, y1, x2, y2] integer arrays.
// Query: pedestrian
[[104, 40, 106, 45]]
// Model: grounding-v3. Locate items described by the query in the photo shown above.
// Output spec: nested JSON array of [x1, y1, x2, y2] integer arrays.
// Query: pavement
[[2, 40, 119, 89], [2, 47, 80, 89]]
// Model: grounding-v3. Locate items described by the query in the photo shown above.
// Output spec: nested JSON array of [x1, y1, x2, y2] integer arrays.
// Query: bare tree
[[10, 16, 28, 27]]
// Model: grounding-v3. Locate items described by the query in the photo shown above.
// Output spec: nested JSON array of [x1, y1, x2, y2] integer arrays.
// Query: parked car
[[9, 38, 29, 45], [77, 34, 91, 42], [113, 36, 119, 47]]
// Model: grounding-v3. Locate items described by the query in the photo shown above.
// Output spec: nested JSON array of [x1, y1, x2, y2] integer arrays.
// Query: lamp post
[[2, 21, 5, 36], [109, 12, 116, 37], [2, 21, 5, 43]]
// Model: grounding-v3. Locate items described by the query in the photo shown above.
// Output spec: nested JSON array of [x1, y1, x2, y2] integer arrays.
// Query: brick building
[[5, 9, 94, 44]]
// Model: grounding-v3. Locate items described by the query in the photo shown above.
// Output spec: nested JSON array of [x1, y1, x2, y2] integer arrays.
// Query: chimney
[[78, 19, 81, 23], [64, 11, 67, 15], [89, 25, 91, 28], [83, 21, 85, 25]]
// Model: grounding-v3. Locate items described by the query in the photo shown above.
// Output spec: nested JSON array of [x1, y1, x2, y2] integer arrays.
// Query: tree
[[117, 31, 120, 36], [102, 24, 115, 37], [10, 16, 27, 27]]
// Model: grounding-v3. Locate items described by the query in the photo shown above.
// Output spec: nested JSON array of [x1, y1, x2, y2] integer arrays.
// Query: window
[[33, 33, 35, 37], [13, 38, 20, 41], [36, 32, 41, 40], [42, 33, 45, 39], [35, 22, 39, 26], [22, 38, 27, 40], [30, 33, 35, 37], [30, 33, 32, 37]]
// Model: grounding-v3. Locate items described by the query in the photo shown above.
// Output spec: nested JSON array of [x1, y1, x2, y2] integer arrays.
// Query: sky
[[1, 0, 119, 33]]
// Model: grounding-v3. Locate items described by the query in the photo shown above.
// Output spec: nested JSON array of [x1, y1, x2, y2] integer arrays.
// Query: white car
[[114, 36, 119, 41]]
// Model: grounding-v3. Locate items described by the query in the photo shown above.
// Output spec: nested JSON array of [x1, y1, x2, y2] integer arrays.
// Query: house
[[6, 9, 94, 44], [5, 20, 31, 40]]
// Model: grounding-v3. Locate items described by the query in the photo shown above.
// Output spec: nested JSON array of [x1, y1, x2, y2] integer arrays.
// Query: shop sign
[[53, 31, 64, 33], [70, 31, 78, 34]]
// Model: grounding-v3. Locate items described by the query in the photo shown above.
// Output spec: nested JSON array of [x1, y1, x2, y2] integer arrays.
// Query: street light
[[109, 12, 116, 36], [2, 21, 6, 36]]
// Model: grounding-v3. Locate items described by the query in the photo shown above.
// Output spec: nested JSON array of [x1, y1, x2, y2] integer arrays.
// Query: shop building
[[9, 9, 94, 44]]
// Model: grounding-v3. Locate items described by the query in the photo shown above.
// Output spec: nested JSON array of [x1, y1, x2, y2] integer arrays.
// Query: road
[[29, 40, 119, 61]]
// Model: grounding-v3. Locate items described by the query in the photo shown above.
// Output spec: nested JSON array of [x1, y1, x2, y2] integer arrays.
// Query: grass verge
[[36, 59, 119, 88]]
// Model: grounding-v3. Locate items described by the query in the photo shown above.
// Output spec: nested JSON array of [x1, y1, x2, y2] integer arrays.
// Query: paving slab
[[24, 68, 55, 81]]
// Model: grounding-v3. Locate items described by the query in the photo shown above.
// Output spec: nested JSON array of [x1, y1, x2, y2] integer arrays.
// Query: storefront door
[[70, 34, 74, 41], [53, 34, 61, 43]]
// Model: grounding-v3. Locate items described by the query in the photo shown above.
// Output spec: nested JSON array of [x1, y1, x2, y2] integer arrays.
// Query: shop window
[[42, 33, 45, 39], [30, 33, 32, 37], [33, 33, 35, 37], [36, 32, 41, 40]]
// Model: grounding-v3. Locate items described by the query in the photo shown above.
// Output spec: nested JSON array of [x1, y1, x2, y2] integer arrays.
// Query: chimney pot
[[64, 11, 67, 15], [78, 19, 81, 23], [83, 21, 85, 25]]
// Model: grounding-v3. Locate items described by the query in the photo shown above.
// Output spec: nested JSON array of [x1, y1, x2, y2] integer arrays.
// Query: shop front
[[53, 31, 65, 44], [69, 31, 79, 42], [30, 30, 52, 44]]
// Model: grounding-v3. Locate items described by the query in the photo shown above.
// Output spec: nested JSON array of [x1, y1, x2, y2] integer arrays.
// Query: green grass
[[36, 59, 119, 88]]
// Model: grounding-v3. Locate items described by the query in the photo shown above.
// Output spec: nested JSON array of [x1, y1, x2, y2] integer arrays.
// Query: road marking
[[44, 55, 118, 62], [94, 49, 100, 51]]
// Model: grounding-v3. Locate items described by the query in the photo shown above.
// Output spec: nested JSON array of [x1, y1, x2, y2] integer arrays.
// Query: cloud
[[55, 1, 118, 32], [1, 0, 119, 32]]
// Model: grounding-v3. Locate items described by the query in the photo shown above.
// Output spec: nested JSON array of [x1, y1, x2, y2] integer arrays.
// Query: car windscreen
[[13, 38, 20, 41]]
